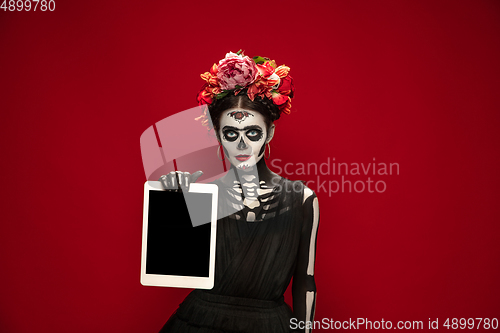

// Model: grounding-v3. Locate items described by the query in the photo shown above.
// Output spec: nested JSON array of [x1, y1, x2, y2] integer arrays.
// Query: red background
[[1, 0, 499, 332]]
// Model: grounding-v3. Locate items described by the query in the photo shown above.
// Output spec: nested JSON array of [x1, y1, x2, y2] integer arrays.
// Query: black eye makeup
[[223, 130, 239, 142], [222, 125, 263, 142], [246, 129, 263, 141]]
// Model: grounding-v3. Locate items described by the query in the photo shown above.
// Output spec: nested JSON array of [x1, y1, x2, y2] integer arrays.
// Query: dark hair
[[208, 89, 282, 133]]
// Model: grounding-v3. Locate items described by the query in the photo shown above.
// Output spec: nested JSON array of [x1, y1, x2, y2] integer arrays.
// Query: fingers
[[159, 171, 198, 191], [177, 171, 190, 191], [159, 175, 169, 189], [190, 170, 204, 183], [170, 172, 180, 189], [158, 172, 180, 190]]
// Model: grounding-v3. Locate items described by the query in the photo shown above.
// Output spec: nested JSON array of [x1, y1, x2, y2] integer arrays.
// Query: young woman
[[158, 51, 319, 333]]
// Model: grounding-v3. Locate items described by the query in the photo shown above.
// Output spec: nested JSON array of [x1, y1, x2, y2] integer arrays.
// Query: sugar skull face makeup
[[218, 108, 274, 170]]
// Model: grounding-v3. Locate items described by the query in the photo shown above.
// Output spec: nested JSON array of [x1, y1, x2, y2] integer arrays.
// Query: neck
[[223, 158, 280, 187]]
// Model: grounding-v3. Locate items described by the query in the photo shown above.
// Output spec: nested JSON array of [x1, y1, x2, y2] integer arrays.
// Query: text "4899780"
[[1, 0, 55, 11]]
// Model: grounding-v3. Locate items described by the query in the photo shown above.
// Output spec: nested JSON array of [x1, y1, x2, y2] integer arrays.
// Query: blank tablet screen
[[146, 190, 213, 277]]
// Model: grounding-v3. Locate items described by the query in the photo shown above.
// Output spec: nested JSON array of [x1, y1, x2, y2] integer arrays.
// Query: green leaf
[[252, 56, 267, 64], [216, 91, 229, 99], [235, 85, 243, 89], [236, 49, 243, 55]]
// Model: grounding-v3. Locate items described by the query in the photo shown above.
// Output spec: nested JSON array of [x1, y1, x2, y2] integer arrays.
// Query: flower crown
[[196, 50, 294, 128]]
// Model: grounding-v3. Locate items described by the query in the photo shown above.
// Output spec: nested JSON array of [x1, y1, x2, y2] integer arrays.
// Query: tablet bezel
[[140, 181, 218, 289]]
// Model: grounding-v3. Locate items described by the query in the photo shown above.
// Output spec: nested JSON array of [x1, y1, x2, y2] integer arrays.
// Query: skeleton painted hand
[[159, 171, 203, 191]]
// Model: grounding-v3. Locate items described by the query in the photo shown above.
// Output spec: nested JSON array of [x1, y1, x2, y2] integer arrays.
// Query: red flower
[[197, 84, 213, 105], [271, 90, 289, 106], [277, 75, 294, 98], [256, 61, 275, 78]]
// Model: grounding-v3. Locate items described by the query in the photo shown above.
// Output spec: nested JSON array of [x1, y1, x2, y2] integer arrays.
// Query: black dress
[[160, 177, 309, 333]]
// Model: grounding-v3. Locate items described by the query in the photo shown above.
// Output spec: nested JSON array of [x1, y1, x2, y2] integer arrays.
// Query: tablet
[[140, 181, 218, 289]]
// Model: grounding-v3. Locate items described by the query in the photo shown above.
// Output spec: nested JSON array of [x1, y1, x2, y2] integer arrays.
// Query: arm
[[292, 187, 319, 333]]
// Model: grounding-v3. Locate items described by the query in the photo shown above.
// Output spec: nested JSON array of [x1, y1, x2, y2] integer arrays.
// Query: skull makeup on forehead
[[227, 110, 253, 123], [219, 108, 274, 170]]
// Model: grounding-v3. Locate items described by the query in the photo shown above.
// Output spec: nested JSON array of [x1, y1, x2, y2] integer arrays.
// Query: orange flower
[[279, 98, 292, 115], [265, 76, 280, 89], [200, 64, 219, 86], [209, 86, 221, 95], [275, 65, 290, 78], [247, 78, 268, 101], [209, 63, 218, 75]]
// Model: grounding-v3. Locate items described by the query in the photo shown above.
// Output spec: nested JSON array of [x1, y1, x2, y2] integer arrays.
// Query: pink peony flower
[[217, 52, 258, 90]]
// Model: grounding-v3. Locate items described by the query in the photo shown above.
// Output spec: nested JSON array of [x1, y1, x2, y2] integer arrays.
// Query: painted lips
[[235, 155, 251, 161]]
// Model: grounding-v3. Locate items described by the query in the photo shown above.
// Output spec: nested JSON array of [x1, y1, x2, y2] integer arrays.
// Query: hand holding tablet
[[158, 170, 204, 191], [140, 171, 218, 289]]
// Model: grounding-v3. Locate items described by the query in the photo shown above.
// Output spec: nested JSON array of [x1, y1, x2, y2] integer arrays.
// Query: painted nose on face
[[237, 137, 247, 150]]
